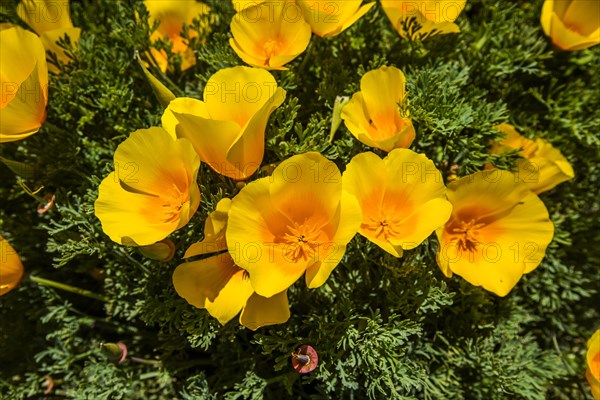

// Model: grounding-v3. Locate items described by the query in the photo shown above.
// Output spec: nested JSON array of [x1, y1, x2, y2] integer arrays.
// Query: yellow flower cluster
[[2, 0, 582, 340], [90, 61, 575, 327]]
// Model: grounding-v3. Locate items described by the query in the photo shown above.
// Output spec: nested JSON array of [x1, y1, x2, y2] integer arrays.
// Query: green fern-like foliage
[[1, 0, 598, 399]]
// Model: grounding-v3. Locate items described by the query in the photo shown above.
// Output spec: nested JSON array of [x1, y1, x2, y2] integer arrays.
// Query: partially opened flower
[[17, 0, 81, 71], [229, 0, 311, 70], [162, 66, 286, 180], [343, 150, 452, 257], [381, 0, 467, 39], [435, 170, 554, 297], [173, 199, 291, 330], [491, 124, 574, 194], [541, 0, 600, 51], [226, 152, 362, 298], [0, 235, 25, 296], [94, 127, 200, 246], [341, 66, 415, 152], [144, 0, 211, 72], [296, 0, 375, 38], [0, 24, 48, 143], [587, 329, 600, 400]]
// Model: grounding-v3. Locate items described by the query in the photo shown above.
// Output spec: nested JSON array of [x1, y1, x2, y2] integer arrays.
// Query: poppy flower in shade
[[162, 66, 286, 181], [173, 199, 291, 330], [17, 0, 81, 72], [94, 127, 200, 246], [380, 0, 467, 39], [296, 0, 375, 38], [435, 170, 554, 297], [0, 235, 25, 296], [144, 0, 211, 72], [341, 66, 415, 152], [491, 124, 574, 194], [229, 0, 312, 70], [226, 152, 362, 298], [587, 329, 600, 400], [541, 0, 600, 51], [343, 150, 452, 257], [0, 24, 48, 143]]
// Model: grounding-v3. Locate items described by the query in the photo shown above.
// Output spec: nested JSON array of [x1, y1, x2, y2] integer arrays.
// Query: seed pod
[[291, 344, 318, 374], [100, 341, 128, 364]]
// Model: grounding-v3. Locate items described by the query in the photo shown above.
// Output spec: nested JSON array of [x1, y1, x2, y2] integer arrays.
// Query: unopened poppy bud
[[291, 345, 318, 374], [329, 96, 350, 142], [100, 341, 128, 364]]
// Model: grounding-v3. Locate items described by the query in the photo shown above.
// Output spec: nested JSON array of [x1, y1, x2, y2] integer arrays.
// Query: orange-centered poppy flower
[[490, 124, 574, 194], [173, 199, 291, 330], [341, 65, 415, 152], [343, 150, 452, 257], [229, 0, 312, 70], [381, 0, 467, 39], [95, 127, 200, 246], [162, 66, 286, 181], [0, 235, 25, 296], [296, 0, 375, 38], [144, 0, 211, 72], [17, 0, 81, 71], [435, 170, 554, 297], [587, 329, 600, 400], [0, 24, 48, 143], [226, 152, 362, 298], [541, 0, 600, 51]]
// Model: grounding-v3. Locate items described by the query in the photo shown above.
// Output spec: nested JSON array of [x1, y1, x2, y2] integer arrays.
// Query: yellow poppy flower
[[173, 199, 290, 330], [17, 0, 81, 71], [435, 170, 554, 297], [296, 0, 375, 38], [491, 124, 574, 194], [541, 0, 600, 51], [162, 66, 286, 181], [226, 152, 362, 298], [0, 235, 25, 296], [229, 0, 312, 70], [94, 127, 201, 246], [381, 0, 467, 39], [587, 329, 600, 400], [231, 0, 267, 12], [341, 65, 415, 152], [0, 24, 48, 143], [144, 0, 211, 72], [343, 150, 452, 257]]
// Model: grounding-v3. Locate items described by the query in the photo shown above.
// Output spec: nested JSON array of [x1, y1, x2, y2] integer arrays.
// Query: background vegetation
[[0, 0, 598, 398]]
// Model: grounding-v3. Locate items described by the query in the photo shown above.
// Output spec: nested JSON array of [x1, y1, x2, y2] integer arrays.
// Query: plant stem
[[552, 335, 589, 398], [29, 275, 109, 302]]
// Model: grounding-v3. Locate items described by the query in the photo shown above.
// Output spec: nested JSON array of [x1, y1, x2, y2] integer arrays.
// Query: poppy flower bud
[[100, 342, 128, 364]]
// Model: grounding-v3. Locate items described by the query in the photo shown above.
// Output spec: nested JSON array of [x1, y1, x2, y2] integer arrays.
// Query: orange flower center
[[282, 222, 321, 262], [161, 183, 188, 223], [450, 219, 486, 252], [363, 215, 403, 241], [263, 39, 282, 67]]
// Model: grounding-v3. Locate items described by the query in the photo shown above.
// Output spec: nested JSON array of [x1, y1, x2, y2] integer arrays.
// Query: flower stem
[[29, 275, 109, 302]]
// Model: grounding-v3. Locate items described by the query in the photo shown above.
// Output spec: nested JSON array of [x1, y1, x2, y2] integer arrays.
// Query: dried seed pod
[[291, 344, 318, 374]]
